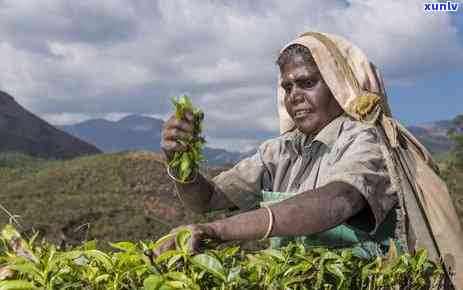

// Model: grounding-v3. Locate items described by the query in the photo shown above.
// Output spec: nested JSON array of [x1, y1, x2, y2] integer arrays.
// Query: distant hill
[[0, 151, 229, 245], [407, 120, 454, 154], [0, 91, 101, 159], [60, 115, 163, 153], [59, 114, 454, 164], [59, 115, 253, 165]]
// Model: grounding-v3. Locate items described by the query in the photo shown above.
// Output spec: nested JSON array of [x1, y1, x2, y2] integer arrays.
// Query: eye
[[301, 79, 316, 88], [282, 84, 292, 94]]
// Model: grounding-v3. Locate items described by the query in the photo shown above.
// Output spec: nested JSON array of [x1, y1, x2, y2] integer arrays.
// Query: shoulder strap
[[380, 115, 463, 290]]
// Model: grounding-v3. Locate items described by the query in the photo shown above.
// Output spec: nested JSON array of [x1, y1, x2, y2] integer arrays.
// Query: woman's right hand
[[161, 111, 196, 162]]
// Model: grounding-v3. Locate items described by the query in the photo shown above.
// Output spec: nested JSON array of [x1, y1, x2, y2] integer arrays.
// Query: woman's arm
[[208, 181, 366, 241], [154, 181, 366, 255], [173, 172, 236, 213]]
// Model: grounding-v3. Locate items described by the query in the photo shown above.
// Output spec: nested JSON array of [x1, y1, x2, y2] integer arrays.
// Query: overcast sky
[[0, 0, 462, 151]]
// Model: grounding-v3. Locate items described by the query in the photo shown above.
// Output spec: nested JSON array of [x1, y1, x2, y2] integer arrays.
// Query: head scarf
[[278, 32, 391, 134], [276, 32, 463, 289]]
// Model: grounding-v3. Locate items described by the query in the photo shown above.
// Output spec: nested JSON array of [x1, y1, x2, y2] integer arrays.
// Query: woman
[[160, 32, 462, 289]]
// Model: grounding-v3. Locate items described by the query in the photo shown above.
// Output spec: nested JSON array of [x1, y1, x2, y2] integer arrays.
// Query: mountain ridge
[[59, 114, 253, 165], [0, 91, 101, 159], [407, 120, 453, 154], [59, 114, 453, 164]]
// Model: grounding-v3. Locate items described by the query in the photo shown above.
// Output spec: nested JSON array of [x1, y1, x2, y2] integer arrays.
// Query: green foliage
[[0, 225, 444, 290], [168, 96, 206, 182], [447, 114, 463, 168], [441, 114, 463, 221]]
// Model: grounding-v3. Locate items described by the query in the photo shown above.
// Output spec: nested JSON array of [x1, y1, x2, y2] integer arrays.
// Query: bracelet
[[261, 206, 274, 240], [167, 165, 198, 184]]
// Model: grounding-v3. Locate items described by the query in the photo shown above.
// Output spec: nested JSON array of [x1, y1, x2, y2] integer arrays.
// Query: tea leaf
[[261, 249, 285, 261], [83, 250, 113, 270], [191, 254, 227, 281], [167, 255, 182, 270], [0, 280, 37, 290], [326, 262, 346, 290], [144, 275, 166, 290], [169, 95, 206, 182], [227, 266, 241, 282], [9, 264, 41, 278], [156, 250, 180, 264], [109, 241, 136, 252], [150, 233, 175, 252], [175, 230, 192, 253]]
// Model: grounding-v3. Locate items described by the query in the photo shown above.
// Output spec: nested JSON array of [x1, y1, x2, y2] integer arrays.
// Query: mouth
[[293, 108, 312, 119]]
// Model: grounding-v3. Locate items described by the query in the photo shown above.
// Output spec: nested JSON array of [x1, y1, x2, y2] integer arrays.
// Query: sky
[[0, 0, 462, 152]]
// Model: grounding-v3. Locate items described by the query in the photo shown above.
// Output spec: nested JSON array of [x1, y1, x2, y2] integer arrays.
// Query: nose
[[288, 86, 305, 105]]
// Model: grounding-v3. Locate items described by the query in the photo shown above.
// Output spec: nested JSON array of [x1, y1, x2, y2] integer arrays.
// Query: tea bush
[[0, 224, 444, 290]]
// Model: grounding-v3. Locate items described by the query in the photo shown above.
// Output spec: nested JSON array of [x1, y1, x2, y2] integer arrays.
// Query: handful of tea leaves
[[168, 95, 205, 182]]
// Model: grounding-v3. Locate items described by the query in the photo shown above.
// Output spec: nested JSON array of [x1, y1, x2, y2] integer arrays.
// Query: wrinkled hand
[[161, 111, 196, 162], [154, 224, 219, 256]]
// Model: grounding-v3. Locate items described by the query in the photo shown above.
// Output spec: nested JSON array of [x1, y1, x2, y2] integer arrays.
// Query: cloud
[[0, 0, 461, 151], [332, 1, 463, 80], [42, 112, 134, 126]]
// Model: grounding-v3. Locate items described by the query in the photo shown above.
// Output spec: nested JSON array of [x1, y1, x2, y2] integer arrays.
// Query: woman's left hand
[[153, 224, 220, 256]]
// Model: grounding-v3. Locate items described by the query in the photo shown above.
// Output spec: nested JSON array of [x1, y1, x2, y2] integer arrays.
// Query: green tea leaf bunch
[[168, 96, 205, 182], [0, 224, 445, 290]]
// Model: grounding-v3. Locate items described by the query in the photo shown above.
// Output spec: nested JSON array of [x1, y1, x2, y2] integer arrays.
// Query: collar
[[288, 114, 348, 154]]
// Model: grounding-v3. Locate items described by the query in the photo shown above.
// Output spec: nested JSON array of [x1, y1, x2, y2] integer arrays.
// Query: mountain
[[60, 115, 163, 153], [0, 91, 101, 159], [59, 114, 455, 165], [59, 114, 251, 165], [407, 120, 454, 154]]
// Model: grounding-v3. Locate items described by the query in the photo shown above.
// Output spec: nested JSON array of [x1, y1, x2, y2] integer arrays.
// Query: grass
[[0, 151, 220, 248]]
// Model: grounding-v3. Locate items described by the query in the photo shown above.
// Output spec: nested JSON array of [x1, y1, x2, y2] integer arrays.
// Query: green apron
[[260, 191, 404, 259]]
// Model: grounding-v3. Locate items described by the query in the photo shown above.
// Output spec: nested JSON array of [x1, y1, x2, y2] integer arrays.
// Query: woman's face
[[281, 54, 343, 136]]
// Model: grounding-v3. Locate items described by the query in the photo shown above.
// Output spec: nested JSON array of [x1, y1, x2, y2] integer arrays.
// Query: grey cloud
[[0, 0, 461, 150], [0, 0, 142, 56]]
